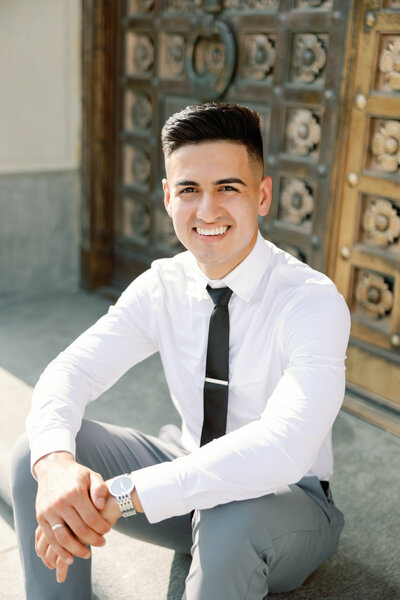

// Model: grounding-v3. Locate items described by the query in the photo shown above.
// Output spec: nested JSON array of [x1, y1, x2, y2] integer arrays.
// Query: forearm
[[132, 363, 346, 523]]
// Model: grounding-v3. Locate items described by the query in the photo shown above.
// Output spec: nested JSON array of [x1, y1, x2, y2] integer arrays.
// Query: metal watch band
[[117, 493, 137, 518]]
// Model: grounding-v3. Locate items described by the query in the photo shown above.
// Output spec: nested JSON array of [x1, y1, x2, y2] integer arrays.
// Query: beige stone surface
[[0, 0, 81, 172], [0, 517, 24, 600], [0, 368, 32, 505]]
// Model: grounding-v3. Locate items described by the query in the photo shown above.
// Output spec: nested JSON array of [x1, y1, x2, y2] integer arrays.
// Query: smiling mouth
[[195, 226, 229, 236]]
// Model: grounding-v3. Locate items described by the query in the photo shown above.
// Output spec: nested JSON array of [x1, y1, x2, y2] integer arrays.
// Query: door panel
[[81, 1, 399, 432], [333, 1, 400, 434], [113, 0, 352, 286]]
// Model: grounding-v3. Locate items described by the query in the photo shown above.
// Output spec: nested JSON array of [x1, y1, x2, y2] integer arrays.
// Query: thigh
[[75, 420, 193, 553], [190, 477, 343, 597], [264, 477, 344, 593]]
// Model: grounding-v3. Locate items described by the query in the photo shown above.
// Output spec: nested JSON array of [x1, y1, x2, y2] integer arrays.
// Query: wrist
[[34, 451, 74, 479], [131, 487, 144, 513], [105, 473, 144, 517]]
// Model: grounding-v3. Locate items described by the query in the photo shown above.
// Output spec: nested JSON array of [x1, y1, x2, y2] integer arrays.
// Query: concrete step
[[1, 291, 400, 599]]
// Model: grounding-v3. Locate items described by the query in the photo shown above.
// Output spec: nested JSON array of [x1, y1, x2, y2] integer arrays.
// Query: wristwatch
[[107, 474, 137, 517]]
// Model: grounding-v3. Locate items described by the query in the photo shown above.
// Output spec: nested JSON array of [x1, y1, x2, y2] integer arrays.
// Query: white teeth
[[196, 226, 228, 236]]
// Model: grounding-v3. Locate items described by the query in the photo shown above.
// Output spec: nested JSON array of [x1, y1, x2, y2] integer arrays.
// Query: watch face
[[110, 475, 133, 496]]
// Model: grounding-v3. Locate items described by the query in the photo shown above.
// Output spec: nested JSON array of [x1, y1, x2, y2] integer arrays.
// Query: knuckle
[[100, 522, 110, 534], [52, 496, 66, 512], [74, 523, 88, 539], [85, 512, 97, 528], [56, 528, 69, 544], [36, 509, 46, 524]]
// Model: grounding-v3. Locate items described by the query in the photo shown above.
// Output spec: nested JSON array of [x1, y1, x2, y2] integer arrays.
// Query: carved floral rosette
[[280, 179, 314, 224], [292, 34, 327, 83], [133, 0, 154, 12], [123, 199, 150, 243], [245, 34, 276, 81], [131, 148, 151, 186], [130, 93, 152, 131], [355, 273, 394, 319], [165, 35, 185, 77], [371, 120, 400, 173], [295, 0, 332, 8], [362, 199, 400, 247], [379, 38, 400, 92], [224, 0, 278, 9], [134, 35, 154, 74], [286, 110, 321, 156], [166, 0, 200, 11]]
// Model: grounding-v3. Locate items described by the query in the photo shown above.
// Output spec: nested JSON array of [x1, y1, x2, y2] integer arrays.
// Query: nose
[[196, 191, 223, 223]]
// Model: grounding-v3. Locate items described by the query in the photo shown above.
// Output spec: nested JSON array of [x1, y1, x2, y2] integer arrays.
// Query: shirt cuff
[[132, 460, 187, 523], [29, 429, 76, 478]]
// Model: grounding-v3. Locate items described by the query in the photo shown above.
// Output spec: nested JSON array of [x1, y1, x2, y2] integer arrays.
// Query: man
[[11, 102, 350, 600]]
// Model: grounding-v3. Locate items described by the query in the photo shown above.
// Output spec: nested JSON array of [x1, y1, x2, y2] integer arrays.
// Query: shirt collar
[[190, 231, 271, 303]]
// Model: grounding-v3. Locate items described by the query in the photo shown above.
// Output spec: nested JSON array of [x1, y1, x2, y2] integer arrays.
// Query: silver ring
[[51, 523, 65, 532]]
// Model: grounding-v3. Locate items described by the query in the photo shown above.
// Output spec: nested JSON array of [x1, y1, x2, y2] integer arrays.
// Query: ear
[[162, 178, 173, 218], [258, 176, 272, 217]]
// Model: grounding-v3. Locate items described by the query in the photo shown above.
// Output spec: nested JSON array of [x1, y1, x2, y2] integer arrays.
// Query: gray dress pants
[[11, 419, 344, 600]]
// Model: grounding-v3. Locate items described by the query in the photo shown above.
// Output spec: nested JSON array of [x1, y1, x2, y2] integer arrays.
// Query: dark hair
[[161, 102, 263, 167]]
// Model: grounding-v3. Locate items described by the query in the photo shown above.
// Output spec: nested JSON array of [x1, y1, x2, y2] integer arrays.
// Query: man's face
[[163, 141, 272, 280]]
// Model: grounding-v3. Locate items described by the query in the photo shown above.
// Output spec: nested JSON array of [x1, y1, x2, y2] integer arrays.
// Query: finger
[[44, 545, 59, 569], [56, 557, 69, 584], [40, 520, 88, 562], [72, 493, 110, 538], [35, 528, 54, 569], [58, 503, 106, 547], [90, 471, 108, 511]]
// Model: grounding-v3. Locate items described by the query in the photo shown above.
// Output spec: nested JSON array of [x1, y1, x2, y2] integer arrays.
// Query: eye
[[219, 185, 238, 192], [179, 187, 197, 194]]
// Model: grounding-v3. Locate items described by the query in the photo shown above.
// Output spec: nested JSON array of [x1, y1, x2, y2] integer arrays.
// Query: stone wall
[[0, 0, 81, 304]]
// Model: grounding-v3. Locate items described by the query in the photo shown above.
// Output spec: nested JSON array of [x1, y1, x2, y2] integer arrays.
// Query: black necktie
[[200, 286, 233, 446]]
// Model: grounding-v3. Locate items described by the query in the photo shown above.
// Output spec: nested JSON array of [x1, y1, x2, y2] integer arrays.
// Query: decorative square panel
[[289, 33, 329, 86], [381, 0, 400, 9], [223, 0, 278, 10], [166, 0, 199, 13], [124, 90, 153, 133], [374, 35, 400, 93], [127, 0, 154, 15], [121, 196, 150, 246], [125, 32, 155, 76], [123, 144, 152, 188], [278, 176, 314, 229], [241, 34, 276, 82], [357, 193, 400, 252], [159, 34, 186, 79], [352, 268, 394, 330], [367, 118, 400, 174], [293, 0, 333, 9], [284, 108, 321, 159]]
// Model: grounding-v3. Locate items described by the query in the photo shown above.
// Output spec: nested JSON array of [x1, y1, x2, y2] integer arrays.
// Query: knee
[[194, 499, 272, 565], [10, 433, 36, 499]]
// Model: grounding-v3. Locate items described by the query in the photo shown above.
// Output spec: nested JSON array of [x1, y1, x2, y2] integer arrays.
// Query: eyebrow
[[175, 177, 247, 188]]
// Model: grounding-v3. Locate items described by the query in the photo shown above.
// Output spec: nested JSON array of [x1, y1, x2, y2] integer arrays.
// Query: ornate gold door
[[81, 1, 398, 434], [333, 1, 400, 435], [113, 0, 352, 284]]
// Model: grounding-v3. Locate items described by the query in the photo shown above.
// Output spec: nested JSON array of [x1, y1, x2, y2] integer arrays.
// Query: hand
[[34, 451, 111, 565], [34, 492, 120, 583], [35, 525, 71, 583]]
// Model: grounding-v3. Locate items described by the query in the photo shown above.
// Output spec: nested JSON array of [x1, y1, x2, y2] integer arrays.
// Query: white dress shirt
[[27, 232, 350, 523]]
